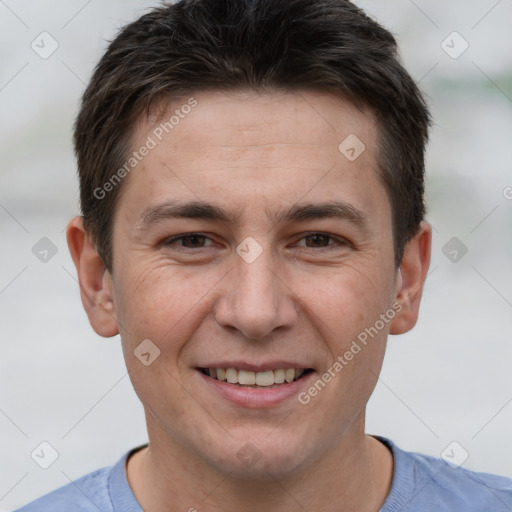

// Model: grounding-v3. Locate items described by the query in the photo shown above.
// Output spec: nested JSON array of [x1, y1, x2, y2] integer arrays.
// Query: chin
[[203, 430, 316, 479]]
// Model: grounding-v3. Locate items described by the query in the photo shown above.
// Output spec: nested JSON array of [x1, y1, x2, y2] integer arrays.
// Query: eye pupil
[[306, 234, 329, 247], [183, 234, 205, 247]]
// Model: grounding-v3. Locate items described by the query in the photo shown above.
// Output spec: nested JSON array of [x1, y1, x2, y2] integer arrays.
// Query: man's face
[[109, 90, 400, 475]]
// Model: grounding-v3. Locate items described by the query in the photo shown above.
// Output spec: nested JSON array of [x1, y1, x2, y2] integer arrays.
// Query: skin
[[67, 89, 431, 511]]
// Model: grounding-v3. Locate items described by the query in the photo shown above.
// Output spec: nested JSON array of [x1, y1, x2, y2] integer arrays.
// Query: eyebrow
[[137, 199, 368, 230], [138, 200, 240, 228]]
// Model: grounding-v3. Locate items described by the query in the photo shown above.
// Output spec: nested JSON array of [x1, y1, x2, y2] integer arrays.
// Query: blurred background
[[1, 0, 511, 509]]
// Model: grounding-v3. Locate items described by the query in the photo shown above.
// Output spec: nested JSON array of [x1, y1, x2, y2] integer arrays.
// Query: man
[[16, 0, 512, 510]]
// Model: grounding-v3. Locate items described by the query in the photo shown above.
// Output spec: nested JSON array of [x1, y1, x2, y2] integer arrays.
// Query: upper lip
[[196, 361, 312, 372]]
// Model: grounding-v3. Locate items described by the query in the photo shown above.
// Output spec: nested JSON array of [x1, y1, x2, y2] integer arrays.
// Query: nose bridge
[[235, 234, 277, 298], [238, 252, 277, 307], [214, 241, 297, 340]]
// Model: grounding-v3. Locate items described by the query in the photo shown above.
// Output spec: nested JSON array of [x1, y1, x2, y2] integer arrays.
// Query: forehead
[[143, 89, 377, 163], [118, 89, 387, 224]]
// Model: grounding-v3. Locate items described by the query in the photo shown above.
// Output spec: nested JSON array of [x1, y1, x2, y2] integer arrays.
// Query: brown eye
[[295, 232, 347, 249], [163, 233, 214, 248], [180, 234, 207, 247], [304, 233, 331, 247]]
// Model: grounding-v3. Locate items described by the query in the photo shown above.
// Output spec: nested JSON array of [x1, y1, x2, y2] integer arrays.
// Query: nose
[[213, 247, 299, 341]]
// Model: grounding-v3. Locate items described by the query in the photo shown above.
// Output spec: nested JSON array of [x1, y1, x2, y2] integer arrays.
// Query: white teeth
[[226, 368, 238, 384], [205, 367, 307, 386], [255, 370, 274, 386], [238, 369, 256, 385], [285, 369, 295, 383], [274, 368, 285, 384]]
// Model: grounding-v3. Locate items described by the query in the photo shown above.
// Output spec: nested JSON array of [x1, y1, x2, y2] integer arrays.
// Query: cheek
[[114, 264, 211, 419], [299, 262, 394, 344], [298, 269, 391, 422], [113, 261, 215, 349]]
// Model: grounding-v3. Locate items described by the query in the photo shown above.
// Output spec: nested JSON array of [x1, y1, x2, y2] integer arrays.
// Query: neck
[[126, 418, 393, 511]]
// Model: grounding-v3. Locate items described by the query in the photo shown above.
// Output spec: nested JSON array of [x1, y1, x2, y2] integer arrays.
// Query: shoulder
[[378, 436, 512, 511], [14, 465, 114, 512]]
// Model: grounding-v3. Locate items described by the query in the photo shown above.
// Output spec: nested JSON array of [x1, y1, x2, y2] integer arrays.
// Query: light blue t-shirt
[[15, 437, 512, 511]]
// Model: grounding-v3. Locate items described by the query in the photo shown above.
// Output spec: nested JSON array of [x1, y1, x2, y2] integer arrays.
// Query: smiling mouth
[[198, 368, 314, 388]]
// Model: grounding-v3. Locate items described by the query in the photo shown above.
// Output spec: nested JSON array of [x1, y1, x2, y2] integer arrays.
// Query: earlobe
[[389, 221, 432, 335], [66, 216, 119, 338]]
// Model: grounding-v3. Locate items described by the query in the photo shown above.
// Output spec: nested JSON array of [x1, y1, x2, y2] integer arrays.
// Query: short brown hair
[[74, 0, 431, 271]]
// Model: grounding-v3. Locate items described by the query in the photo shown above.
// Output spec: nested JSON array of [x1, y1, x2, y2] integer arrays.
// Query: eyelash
[[162, 232, 348, 250]]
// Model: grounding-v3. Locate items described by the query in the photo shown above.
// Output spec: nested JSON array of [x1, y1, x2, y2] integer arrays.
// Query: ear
[[389, 221, 432, 335], [66, 216, 119, 338]]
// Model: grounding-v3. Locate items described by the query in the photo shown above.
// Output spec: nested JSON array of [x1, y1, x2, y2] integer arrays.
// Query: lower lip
[[197, 370, 315, 408]]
